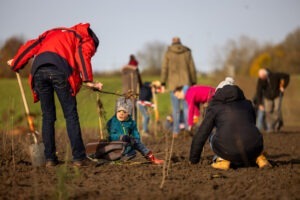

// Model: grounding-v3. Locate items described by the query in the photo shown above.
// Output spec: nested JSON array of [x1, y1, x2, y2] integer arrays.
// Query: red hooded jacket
[[10, 23, 98, 102]]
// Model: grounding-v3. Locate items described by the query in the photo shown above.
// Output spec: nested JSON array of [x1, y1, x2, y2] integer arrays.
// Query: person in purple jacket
[[173, 85, 215, 131]]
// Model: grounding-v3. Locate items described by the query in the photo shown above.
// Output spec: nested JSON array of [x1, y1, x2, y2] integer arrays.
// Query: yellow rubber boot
[[256, 154, 271, 168], [211, 158, 230, 170]]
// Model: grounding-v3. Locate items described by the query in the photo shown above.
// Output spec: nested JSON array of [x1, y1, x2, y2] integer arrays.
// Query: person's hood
[[168, 43, 190, 54], [211, 85, 245, 105], [71, 23, 91, 36], [71, 23, 99, 51]]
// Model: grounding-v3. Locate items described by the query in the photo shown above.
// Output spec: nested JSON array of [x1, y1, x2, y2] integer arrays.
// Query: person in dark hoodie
[[256, 68, 290, 132], [189, 78, 271, 170], [160, 37, 197, 138]]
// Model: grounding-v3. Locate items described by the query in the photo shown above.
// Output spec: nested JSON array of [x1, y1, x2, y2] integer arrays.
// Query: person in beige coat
[[161, 37, 197, 138]]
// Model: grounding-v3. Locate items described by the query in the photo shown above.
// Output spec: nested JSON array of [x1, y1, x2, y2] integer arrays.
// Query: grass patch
[[1, 74, 299, 130]]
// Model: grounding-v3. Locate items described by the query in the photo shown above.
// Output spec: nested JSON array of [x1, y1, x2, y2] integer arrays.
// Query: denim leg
[[53, 75, 86, 161], [183, 100, 189, 130], [256, 109, 265, 131], [264, 98, 275, 131], [171, 92, 180, 134], [138, 104, 150, 133], [133, 139, 150, 156], [33, 68, 57, 161]]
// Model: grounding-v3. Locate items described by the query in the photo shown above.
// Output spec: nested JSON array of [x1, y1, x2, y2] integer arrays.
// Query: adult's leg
[[272, 96, 282, 130], [256, 109, 265, 131], [138, 104, 150, 133], [264, 98, 275, 132], [52, 70, 86, 161], [33, 67, 57, 161], [183, 99, 189, 130], [170, 92, 180, 135]]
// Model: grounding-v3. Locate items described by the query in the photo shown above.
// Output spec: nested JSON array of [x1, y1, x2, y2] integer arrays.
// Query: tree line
[[1, 27, 299, 78]]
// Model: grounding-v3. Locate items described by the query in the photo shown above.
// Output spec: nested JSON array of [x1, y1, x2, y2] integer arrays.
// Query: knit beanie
[[216, 77, 235, 90], [115, 97, 133, 115]]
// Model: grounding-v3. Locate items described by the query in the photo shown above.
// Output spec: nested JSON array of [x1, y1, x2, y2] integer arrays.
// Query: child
[[106, 97, 164, 164], [173, 85, 215, 131]]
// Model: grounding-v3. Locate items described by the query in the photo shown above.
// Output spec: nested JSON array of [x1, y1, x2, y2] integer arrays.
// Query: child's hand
[[120, 135, 131, 143]]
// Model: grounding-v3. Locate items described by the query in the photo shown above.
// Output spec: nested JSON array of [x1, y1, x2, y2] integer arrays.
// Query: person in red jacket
[[7, 23, 102, 167]]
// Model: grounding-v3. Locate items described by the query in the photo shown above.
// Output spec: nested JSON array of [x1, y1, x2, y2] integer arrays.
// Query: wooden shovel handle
[[16, 72, 35, 132]]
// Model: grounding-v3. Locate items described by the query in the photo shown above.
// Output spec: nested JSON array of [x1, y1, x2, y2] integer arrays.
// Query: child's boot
[[211, 157, 230, 170], [146, 151, 164, 165], [256, 154, 271, 168]]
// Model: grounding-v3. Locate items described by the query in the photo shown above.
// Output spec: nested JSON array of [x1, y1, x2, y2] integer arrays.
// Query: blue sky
[[1, 0, 300, 73]]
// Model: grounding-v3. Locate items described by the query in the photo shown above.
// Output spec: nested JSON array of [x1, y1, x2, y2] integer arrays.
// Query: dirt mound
[[0, 127, 299, 200]]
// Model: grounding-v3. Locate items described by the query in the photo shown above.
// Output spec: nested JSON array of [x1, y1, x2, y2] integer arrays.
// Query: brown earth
[[0, 126, 299, 200]]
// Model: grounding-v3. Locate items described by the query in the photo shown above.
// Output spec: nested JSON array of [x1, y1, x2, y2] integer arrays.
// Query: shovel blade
[[29, 142, 46, 167]]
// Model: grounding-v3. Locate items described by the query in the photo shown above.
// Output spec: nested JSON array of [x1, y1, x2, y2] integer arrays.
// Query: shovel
[[16, 72, 45, 167]]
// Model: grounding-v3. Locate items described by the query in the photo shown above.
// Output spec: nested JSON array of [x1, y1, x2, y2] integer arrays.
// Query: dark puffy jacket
[[190, 85, 263, 164], [256, 69, 290, 105], [10, 23, 98, 102]]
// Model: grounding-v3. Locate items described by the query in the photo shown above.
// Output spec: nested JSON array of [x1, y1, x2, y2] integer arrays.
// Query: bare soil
[[0, 126, 299, 200]]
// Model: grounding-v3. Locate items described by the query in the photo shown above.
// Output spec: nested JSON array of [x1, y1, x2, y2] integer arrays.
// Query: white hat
[[216, 77, 235, 90]]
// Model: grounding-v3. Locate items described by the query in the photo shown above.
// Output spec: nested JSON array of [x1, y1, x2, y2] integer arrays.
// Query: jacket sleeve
[[188, 52, 197, 85], [278, 73, 290, 88], [189, 106, 215, 164], [75, 37, 95, 82], [160, 52, 169, 85], [11, 37, 42, 71]]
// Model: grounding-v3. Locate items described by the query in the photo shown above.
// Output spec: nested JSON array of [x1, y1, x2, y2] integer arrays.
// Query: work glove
[[120, 135, 132, 144]]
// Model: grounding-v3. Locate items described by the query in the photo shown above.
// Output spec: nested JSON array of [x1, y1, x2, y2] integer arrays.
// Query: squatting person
[[189, 78, 271, 170]]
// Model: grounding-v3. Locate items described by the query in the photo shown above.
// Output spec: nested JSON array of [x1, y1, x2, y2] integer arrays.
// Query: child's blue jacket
[[106, 115, 141, 141]]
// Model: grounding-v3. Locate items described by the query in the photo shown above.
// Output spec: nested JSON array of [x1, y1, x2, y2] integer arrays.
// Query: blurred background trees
[[1, 27, 300, 78], [136, 40, 167, 75], [0, 36, 32, 77], [217, 27, 300, 77]]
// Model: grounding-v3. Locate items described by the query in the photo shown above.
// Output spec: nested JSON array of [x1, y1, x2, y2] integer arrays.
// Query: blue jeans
[[170, 92, 188, 134], [33, 65, 86, 161], [138, 104, 150, 133], [133, 139, 150, 156], [256, 109, 265, 131], [124, 138, 150, 157]]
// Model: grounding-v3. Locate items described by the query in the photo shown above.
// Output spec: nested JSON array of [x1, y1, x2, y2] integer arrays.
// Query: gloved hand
[[120, 135, 132, 143]]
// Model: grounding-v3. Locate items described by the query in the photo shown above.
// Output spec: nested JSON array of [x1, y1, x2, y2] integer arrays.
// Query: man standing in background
[[256, 68, 290, 132], [160, 37, 197, 138]]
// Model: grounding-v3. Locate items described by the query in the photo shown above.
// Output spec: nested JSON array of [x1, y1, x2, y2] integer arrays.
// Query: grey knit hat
[[115, 97, 133, 115], [216, 77, 235, 90]]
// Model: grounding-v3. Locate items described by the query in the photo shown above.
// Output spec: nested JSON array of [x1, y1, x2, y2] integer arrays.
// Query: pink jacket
[[185, 85, 215, 126]]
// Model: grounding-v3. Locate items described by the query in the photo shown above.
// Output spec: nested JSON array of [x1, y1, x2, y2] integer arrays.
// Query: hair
[[87, 27, 99, 50], [172, 37, 181, 44], [174, 86, 184, 93]]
